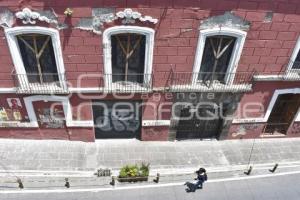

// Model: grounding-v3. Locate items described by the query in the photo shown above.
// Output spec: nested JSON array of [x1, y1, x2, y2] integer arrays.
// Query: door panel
[[92, 100, 142, 139]]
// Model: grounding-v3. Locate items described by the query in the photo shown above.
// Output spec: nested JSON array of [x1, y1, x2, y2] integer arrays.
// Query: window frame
[[5, 26, 66, 89], [192, 27, 247, 84], [287, 36, 300, 71], [103, 26, 155, 88]]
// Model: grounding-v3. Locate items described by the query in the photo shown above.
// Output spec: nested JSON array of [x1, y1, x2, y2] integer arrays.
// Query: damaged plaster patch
[[75, 8, 115, 35], [200, 12, 250, 31], [0, 7, 14, 28]]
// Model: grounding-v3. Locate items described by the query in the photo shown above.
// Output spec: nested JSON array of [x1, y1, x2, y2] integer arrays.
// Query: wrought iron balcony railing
[[101, 73, 154, 93], [168, 71, 254, 92], [12, 72, 69, 94], [253, 70, 300, 81]]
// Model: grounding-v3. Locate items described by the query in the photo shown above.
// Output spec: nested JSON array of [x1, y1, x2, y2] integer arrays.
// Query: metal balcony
[[168, 71, 254, 92], [101, 73, 154, 93], [12, 72, 69, 94]]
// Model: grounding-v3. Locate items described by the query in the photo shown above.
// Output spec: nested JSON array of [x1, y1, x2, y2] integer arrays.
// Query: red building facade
[[0, 0, 300, 142]]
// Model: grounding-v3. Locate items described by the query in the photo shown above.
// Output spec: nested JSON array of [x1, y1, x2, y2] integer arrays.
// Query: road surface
[[1, 173, 300, 200]]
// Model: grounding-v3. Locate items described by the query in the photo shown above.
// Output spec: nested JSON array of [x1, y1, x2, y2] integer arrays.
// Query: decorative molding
[[15, 7, 68, 30], [5, 26, 67, 90], [116, 8, 158, 24], [102, 26, 155, 88], [200, 12, 250, 31], [192, 27, 247, 85]]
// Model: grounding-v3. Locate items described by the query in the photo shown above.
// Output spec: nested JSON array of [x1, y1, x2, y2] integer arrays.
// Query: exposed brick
[[240, 56, 260, 64], [171, 19, 194, 29], [177, 47, 195, 55], [259, 56, 277, 64], [253, 48, 271, 56], [259, 31, 278, 40], [64, 37, 84, 45], [247, 31, 260, 40], [265, 40, 283, 48], [238, 1, 258, 10], [282, 41, 296, 49], [71, 7, 92, 17], [272, 13, 285, 22], [277, 3, 297, 14], [241, 48, 254, 56], [216, 0, 238, 10], [126, 0, 150, 7], [85, 55, 102, 64], [65, 55, 85, 63], [245, 12, 266, 22], [277, 32, 297, 40], [271, 22, 290, 31], [270, 49, 290, 57], [289, 23, 300, 31], [167, 56, 187, 64], [251, 22, 271, 31], [276, 57, 289, 65], [155, 64, 173, 71], [244, 40, 266, 48], [77, 64, 98, 72], [156, 47, 178, 55], [248, 64, 266, 72], [168, 38, 190, 46], [153, 56, 168, 64], [84, 37, 101, 45], [284, 14, 300, 23]]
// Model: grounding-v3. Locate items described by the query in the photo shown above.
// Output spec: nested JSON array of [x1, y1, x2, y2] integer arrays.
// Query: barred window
[[198, 35, 236, 83], [111, 33, 146, 84], [17, 34, 58, 83]]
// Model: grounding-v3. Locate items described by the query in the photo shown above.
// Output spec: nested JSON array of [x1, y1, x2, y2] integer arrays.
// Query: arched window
[[193, 28, 247, 84], [5, 27, 66, 91], [103, 26, 155, 89]]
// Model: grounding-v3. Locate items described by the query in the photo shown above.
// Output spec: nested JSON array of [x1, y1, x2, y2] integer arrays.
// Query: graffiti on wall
[[36, 106, 65, 128], [231, 124, 260, 138]]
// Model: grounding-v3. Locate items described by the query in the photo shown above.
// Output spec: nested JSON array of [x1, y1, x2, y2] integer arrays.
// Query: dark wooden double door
[[264, 94, 300, 135], [176, 105, 223, 140], [92, 100, 142, 139]]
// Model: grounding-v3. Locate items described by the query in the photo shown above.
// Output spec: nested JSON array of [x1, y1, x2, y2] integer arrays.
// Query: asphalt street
[[1, 173, 300, 200]]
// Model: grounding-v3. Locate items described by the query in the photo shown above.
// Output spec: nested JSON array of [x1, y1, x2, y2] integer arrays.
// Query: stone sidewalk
[[1, 138, 300, 175]]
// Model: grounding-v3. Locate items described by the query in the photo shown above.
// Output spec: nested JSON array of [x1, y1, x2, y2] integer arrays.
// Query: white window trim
[[233, 88, 300, 124], [192, 27, 247, 84], [24, 95, 93, 128], [4, 26, 67, 89], [102, 26, 155, 88], [287, 36, 300, 71]]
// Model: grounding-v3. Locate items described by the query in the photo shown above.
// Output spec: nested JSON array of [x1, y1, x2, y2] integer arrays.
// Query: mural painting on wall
[[0, 98, 24, 122], [34, 101, 65, 128], [7, 98, 22, 121], [0, 107, 9, 121]]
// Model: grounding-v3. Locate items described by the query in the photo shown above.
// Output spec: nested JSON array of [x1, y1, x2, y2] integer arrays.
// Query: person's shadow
[[184, 182, 202, 193]]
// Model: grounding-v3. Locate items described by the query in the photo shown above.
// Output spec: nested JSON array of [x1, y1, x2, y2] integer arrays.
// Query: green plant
[[119, 163, 150, 178]]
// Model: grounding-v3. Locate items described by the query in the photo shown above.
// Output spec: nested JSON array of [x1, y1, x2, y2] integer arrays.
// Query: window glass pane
[[16, 34, 58, 84], [111, 33, 146, 83], [292, 51, 300, 69], [198, 35, 236, 82]]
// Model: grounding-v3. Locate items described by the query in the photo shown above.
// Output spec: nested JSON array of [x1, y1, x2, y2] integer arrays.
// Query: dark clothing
[[195, 173, 207, 188]]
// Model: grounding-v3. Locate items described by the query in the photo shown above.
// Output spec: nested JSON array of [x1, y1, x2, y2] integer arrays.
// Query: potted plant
[[118, 163, 150, 182]]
